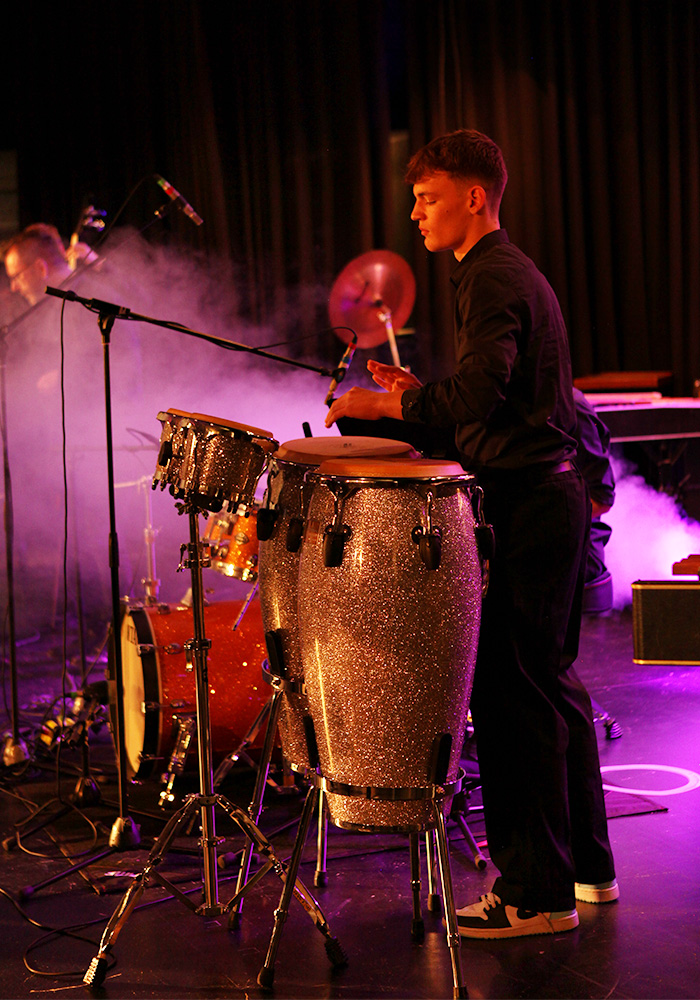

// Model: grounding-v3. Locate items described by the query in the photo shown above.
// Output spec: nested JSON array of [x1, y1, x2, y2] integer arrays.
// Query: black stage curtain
[[4, 0, 700, 390]]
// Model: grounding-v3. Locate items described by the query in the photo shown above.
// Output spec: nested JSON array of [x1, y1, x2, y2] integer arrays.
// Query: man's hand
[[325, 385, 404, 428], [367, 359, 423, 392]]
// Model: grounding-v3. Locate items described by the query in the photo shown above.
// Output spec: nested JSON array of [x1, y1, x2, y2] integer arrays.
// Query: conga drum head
[[186, 411, 276, 445], [316, 457, 467, 479], [274, 435, 420, 466]]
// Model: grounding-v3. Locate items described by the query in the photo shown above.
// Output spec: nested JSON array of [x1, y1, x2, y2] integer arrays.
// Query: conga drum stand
[[83, 502, 345, 989], [256, 773, 469, 998]]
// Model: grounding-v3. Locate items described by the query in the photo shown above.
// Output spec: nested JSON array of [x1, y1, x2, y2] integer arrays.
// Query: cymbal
[[328, 250, 416, 348]]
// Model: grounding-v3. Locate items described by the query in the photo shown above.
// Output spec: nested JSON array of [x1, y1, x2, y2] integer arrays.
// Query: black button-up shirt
[[401, 229, 578, 472]]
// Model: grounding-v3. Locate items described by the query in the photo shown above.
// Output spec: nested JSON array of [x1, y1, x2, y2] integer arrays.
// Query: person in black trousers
[[326, 128, 617, 939]]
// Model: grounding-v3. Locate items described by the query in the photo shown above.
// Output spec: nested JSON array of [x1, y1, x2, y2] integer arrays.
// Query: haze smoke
[[1, 229, 337, 638], [605, 456, 700, 608]]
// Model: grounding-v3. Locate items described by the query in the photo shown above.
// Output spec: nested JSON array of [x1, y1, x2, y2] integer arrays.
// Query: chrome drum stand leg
[[434, 806, 468, 999], [253, 784, 347, 990]]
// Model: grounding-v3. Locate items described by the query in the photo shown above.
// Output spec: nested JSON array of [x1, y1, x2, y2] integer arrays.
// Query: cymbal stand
[[139, 474, 161, 604], [375, 299, 402, 368], [84, 502, 344, 988]]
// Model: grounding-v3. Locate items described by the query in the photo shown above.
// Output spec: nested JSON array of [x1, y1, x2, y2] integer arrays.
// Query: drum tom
[[152, 409, 277, 512], [204, 505, 259, 581]]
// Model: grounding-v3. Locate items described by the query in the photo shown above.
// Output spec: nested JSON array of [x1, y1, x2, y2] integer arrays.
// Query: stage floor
[[1, 608, 699, 1000]]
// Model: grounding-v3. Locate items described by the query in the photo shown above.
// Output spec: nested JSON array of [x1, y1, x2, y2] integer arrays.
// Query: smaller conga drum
[[257, 436, 420, 773], [152, 409, 277, 512], [204, 505, 259, 581], [297, 457, 482, 832]]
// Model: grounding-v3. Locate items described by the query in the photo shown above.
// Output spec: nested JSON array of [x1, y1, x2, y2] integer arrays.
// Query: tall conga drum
[[257, 437, 419, 772], [297, 457, 482, 832]]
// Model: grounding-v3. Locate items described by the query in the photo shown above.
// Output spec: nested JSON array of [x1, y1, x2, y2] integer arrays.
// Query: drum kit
[[85, 254, 489, 997]]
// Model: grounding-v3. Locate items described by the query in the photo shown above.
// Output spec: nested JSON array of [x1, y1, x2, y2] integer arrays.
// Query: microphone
[[154, 174, 204, 226], [325, 332, 358, 406]]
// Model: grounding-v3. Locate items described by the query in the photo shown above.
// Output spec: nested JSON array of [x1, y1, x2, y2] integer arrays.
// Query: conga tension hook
[[322, 483, 353, 568], [411, 489, 443, 571]]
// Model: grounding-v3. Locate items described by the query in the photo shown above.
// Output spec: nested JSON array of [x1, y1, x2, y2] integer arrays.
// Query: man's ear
[[467, 185, 488, 214], [36, 258, 49, 279]]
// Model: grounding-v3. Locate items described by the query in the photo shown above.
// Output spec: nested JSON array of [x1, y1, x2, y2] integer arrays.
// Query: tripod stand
[[84, 501, 345, 988]]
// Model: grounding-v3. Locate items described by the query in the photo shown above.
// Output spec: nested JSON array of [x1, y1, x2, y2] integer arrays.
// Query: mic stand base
[[108, 815, 141, 850], [2, 734, 28, 768]]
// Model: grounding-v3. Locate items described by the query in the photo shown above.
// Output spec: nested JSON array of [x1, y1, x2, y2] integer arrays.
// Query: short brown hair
[[405, 129, 508, 209], [3, 223, 68, 269]]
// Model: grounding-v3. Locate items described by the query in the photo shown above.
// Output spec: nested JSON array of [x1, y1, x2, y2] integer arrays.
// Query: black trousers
[[470, 465, 616, 913]]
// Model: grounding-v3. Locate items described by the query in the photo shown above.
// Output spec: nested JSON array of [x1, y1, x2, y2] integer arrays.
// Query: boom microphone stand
[[40, 286, 341, 871]]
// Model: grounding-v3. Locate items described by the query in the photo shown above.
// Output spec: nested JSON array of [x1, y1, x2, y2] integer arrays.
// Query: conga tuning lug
[[256, 506, 279, 541], [322, 525, 351, 567], [285, 517, 304, 552], [412, 526, 442, 570]]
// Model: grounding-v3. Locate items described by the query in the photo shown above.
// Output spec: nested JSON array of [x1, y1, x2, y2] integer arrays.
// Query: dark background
[[3, 0, 699, 390]]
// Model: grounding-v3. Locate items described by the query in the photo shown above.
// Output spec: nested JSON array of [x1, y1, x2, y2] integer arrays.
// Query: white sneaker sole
[[454, 910, 579, 939], [574, 880, 620, 903]]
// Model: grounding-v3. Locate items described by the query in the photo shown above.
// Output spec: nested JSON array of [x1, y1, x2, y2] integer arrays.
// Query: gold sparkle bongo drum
[[257, 436, 420, 772], [152, 410, 277, 512], [297, 457, 482, 833]]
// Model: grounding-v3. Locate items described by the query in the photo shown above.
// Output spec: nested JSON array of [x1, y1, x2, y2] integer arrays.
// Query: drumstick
[[232, 581, 259, 630]]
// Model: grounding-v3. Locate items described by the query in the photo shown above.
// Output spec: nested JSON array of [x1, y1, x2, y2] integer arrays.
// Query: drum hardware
[[231, 580, 259, 630], [411, 488, 443, 569], [133, 473, 162, 604], [158, 714, 197, 807], [85, 428, 344, 988], [257, 770, 468, 997], [226, 658, 328, 929]]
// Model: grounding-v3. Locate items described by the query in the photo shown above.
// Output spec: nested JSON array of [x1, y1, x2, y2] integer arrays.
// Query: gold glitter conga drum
[[297, 457, 482, 832], [257, 436, 419, 772]]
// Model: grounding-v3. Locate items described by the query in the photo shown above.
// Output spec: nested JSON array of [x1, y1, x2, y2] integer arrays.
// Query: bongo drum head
[[187, 411, 275, 446]]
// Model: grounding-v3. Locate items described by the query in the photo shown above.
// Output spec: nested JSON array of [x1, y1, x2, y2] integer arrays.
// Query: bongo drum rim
[[274, 435, 420, 465], [315, 456, 469, 479], [158, 408, 275, 445]]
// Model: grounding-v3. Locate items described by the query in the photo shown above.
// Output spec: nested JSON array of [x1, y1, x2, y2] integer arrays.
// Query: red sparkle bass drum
[[117, 599, 269, 779]]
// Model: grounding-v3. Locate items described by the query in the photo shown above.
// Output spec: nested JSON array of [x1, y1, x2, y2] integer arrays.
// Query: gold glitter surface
[[153, 411, 277, 510], [258, 439, 421, 771], [258, 460, 314, 769], [297, 474, 482, 832]]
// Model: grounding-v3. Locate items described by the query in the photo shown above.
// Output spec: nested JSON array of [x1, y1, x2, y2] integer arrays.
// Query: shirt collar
[[450, 228, 510, 287]]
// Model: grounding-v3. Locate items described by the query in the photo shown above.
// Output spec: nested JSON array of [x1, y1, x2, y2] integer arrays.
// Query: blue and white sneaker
[[454, 892, 579, 939]]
